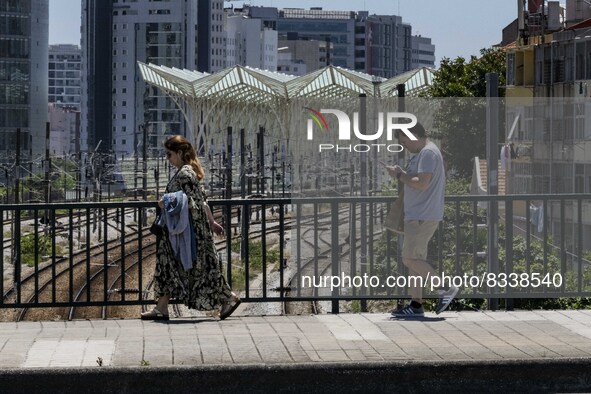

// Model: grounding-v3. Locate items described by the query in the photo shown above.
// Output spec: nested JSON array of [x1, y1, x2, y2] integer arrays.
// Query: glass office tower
[[0, 0, 48, 158]]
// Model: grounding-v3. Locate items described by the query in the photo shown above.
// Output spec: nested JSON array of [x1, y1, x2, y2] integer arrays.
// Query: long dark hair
[[164, 135, 205, 180]]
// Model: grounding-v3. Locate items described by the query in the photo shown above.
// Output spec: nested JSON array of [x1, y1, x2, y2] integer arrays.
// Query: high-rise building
[[411, 35, 436, 69], [225, 13, 278, 71], [81, 0, 206, 157], [48, 103, 80, 156], [198, 0, 225, 72], [0, 0, 48, 158], [276, 38, 332, 75], [363, 14, 413, 77], [242, 6, 434, 78], [48, 44, 82, 109], [247, 7, 356, 70], [48, 46, 82, 159], [81, 0, 111, 155]]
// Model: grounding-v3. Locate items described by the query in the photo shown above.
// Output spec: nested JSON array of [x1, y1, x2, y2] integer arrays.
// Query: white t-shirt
[[403, 141, 445, 221]]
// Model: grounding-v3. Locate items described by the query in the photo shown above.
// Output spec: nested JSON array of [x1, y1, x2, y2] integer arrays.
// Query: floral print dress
[[154, 164, 233, 310]]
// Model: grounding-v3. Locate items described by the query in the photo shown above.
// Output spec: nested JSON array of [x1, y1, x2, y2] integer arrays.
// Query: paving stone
[[1, 311, 591, 369], [316, 350, 350, 362], [344, 350, 368, 361]]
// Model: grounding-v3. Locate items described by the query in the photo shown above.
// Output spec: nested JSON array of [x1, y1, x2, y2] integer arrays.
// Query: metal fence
[[0, 194, 590, 314]]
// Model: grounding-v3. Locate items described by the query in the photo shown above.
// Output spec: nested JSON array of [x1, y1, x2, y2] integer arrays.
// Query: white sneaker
[[435, 286, 459, 314]]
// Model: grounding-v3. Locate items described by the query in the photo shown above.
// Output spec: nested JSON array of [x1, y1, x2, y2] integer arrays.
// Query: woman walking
[[141, 135, 241, 321]]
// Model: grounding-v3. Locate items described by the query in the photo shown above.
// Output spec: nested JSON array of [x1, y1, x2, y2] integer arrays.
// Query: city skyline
[[49, 0, 528, 66]]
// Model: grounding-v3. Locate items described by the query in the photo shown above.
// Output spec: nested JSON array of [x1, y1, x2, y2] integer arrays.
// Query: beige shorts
[[402, 220, 440, 261]]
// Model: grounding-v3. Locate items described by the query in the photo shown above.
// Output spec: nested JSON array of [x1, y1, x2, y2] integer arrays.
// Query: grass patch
[[231, 239, 280, 271], [20, 233, 63, 266], [229, 239, 282, 290]]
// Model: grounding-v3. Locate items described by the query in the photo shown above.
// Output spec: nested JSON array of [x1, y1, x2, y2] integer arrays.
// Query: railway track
[[65, 246, 159, 321], [283, 203, 388, 315], [2, 199, 392, 321], [2, 204, 295, 321], [11, 230, 156, 322], [0, 207, 141, 259]]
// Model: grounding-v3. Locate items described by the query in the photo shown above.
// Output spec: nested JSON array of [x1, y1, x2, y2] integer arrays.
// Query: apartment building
[[242, 6, 434, 78], [505, 0, 591, 250], [48, 44, 81, 109], [0, 0, 48, 158], [225, 13, 278, 71], [81, 0, 207, 157]]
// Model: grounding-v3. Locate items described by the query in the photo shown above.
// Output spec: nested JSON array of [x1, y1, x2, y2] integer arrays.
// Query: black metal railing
[[0, 193, 590, 313], [0, 201, 155, 311], [210, 194, 591, 313]]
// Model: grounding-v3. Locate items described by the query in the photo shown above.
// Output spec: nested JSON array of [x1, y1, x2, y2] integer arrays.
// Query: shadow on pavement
[[387, 316, 446, 322]]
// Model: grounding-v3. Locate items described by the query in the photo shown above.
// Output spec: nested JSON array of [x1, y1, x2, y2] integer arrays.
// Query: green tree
[[426, 48, 507, 179]]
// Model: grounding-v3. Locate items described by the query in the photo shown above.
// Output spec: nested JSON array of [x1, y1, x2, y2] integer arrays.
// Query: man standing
[[385, 122, 458, 317]]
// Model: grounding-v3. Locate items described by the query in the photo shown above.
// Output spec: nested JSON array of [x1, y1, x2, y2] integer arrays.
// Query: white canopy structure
[[137, 62, 434, 155]]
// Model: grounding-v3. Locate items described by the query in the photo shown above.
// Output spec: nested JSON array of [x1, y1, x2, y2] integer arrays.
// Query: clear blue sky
[[48, 0, 544, 64]]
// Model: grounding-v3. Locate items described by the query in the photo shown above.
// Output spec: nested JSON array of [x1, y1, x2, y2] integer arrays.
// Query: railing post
[[15, 128, 20, 204], [396, 84, 406, 302], [577, 198, 583, 294], [505, 200, 514, 310], [225, 201, 232, 286], [359, 94, 368, 312], [240, 129, 247, 266], [486, 73, 499, 311], [0, 208, 4, 300], [560, 199, 566, 293], [331, 201, 339, 314], [14, 207, 21, 305]]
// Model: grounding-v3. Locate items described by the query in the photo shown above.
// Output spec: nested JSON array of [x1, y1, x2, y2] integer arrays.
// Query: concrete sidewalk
[[1, 310, 591, 392]]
